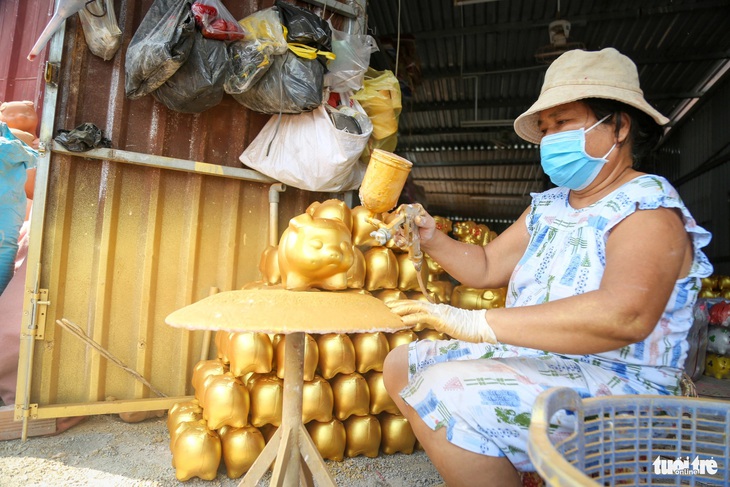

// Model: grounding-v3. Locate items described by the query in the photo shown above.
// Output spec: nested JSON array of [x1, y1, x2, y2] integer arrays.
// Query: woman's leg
[[382, 345, 522, 487]]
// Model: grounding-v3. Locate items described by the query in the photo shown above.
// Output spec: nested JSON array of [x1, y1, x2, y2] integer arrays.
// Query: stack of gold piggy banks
[[168, 200, 507, 481]]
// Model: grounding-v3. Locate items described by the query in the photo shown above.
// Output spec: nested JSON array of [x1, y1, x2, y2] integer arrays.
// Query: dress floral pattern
[[401, 175, 713, 472]]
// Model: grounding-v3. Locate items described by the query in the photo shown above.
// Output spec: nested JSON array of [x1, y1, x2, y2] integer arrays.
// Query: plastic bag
[[191, 0, 245, 41], [153, 30, 228, 113], [231, 50, 324, 114], [275, 0, 331, 51], [124, 0, 196, 100], [78, 0, 122, 61], [54, 123, 112, 152], [351, 69, 402, 140], [239, 100, 372, 192], [224, 7, 288, 95], [324, 23, 378, 93]]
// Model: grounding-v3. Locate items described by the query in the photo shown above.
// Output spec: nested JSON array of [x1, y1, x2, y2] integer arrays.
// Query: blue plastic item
[[529, 387, 730, 486]]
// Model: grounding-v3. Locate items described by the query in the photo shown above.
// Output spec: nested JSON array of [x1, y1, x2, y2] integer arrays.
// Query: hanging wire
[[395, 0, 402, 78]]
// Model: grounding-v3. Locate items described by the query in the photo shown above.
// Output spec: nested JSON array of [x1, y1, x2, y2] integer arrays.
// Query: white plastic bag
[[324, 22, 378, 93], [240, 101, 372, 192], [78, 0, 122, 61]]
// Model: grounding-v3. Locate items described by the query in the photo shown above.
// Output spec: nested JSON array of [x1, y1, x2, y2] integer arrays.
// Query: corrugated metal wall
[[5, 0, 342, 423], [660, 75, 730, 275]]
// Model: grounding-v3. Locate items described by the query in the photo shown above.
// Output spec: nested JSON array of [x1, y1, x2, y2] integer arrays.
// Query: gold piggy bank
[[451, 285, 507, 310], [248, 373, 283, 427], [167, 400, 203, 450], [427, 279, 454, 304], [171, 420, 221, 481], [306, 419, 347, 461], [219, 425, 266, 479], [363, 247, 399, 291], [344, 415, 381, 458], [330, 372, 370, 421], [259, 245, 281, 285], [347, 247, 366, 289], [192, 359, 228, 407], [365, 371, 399, 415], [215, 331, 232, 364], [278, 212, 355, 291], [302, 375, 334, 423], [307, 199, 353, 231], [453, 220, 491, 246], [379, 413, 416, 455], [316, 333, 356, 380], [228, 332, 273, 377], [386, 329, 417, 351], [275, 333, 319, 382], [351, 206, 382, 248], [351, 332, 390, 374], [396, 252, 430, 292], [203, 373, 250, 430]]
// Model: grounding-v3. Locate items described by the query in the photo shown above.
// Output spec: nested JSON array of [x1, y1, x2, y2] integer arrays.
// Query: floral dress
[[401, 175, 713, 472]]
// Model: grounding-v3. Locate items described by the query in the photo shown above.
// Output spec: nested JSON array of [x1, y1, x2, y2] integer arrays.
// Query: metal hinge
[[15, 403, 38, 422], [44, 61, 60, 86], [28, 288, 50, 340]]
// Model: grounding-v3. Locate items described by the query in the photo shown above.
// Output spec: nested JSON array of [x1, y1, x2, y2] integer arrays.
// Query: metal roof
[[365, 0, 730, 226]]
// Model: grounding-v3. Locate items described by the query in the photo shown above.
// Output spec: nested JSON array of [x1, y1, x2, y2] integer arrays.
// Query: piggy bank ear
[[289, 212, 314, 230]]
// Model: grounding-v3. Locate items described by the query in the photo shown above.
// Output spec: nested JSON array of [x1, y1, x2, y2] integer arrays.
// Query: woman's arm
[[486, 206, 694, 354], [418, 207, 532, 289]]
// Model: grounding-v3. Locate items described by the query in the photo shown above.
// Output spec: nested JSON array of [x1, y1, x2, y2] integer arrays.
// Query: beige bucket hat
[[513, 48, 670, 144]]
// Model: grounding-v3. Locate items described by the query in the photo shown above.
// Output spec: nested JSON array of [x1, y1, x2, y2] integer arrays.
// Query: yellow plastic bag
[[351, 68, 401, 140]]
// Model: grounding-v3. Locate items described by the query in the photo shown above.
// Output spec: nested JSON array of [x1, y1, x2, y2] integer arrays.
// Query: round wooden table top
[[165, 288, 409, 334]]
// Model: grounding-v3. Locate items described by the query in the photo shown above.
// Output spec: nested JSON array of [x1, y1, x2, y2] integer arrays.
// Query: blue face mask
[[539, 114, 616, 190]]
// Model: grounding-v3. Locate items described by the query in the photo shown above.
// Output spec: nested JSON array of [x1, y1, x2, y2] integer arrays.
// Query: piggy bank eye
[[309, 240, 323, 250]]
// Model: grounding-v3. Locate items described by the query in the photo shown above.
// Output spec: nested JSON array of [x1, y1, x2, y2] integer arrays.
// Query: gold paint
[[396, 251, 430, 292], [305, 419, 347, 461], [219, 425, 266, 479], [433, 216, 453, 235], [228, 332, 273, 377], [278, 212, 354, 290], [451, 285, 507, 310], [191, 359, 228, 408], [306, 199, 353, 231], [248, 373, 283, 427], [351, 205, 382, 248], [202, 373, 250, 430], [275, 333, 319, 382], [363, 247, 398, 291], [347, 246, 366, 289], [386, 329, 418, 351], [214, 331, 232, 364], [358, 149, 413, 214], [379, 413, 416, 455], [171, 419, 222, 481], [302, 375, 335, 423], [417, 329, 448, 341], [316, 333, 356, 380], [330, 372, 370, 421], [425, 254, 445, 281], [365, 371, 399, 415], [350, 332, 390, 373], [452, 220, 492, 246], [373, 289, 407, 302], [344, 415, 382, 458], [258, 423, 278, 443]]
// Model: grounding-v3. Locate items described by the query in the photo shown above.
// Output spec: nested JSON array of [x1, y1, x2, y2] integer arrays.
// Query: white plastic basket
[[528, 387, 730, 486]]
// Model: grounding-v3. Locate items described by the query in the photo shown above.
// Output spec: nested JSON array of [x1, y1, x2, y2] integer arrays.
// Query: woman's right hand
[[412, 205, 437, 245]]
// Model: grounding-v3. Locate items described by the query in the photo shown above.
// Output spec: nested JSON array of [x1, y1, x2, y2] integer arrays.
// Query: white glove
[[386, 300, 497, 344]]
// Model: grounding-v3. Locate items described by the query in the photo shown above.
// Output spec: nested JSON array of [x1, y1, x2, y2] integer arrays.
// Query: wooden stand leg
[[238, 332, 336, 487]]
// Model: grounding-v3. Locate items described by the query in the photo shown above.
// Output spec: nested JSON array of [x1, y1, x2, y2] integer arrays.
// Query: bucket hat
[[513, 48, 669, 144]]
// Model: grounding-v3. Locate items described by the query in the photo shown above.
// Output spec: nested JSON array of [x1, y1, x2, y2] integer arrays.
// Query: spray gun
[[359, 150, 434, 303]]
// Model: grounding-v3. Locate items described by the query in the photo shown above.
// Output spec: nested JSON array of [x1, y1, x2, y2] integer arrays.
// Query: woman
[[382, 48, 713, 486]]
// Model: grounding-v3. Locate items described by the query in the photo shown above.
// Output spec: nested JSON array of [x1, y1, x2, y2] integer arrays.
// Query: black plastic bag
[[55, 123, 112, 152], [152, 30, 228, 113], [124, 0, 196, 100], [275, 0, 331, 51], [231, 50, 324, 114]]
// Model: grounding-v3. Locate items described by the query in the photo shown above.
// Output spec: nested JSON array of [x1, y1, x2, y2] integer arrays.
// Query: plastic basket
[[528, 387, 730, 486]]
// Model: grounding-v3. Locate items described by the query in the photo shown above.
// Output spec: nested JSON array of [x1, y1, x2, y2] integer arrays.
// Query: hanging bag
[[239, 100, 372, 192], [78, 0, 122, 61]]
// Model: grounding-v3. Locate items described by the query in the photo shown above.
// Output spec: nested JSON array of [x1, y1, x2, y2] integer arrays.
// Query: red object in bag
[[191, 0, 245, 41], [709, 301, 730, 327]]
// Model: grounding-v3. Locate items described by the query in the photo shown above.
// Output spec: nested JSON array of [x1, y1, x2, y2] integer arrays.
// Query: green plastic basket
[[528, 387, 730, 486]]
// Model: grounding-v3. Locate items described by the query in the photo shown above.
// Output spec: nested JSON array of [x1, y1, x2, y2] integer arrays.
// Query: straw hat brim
[[513, 84, 670, 144]]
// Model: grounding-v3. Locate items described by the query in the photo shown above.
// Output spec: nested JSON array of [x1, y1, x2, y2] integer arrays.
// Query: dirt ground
[[0, 413, 443, 487]]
